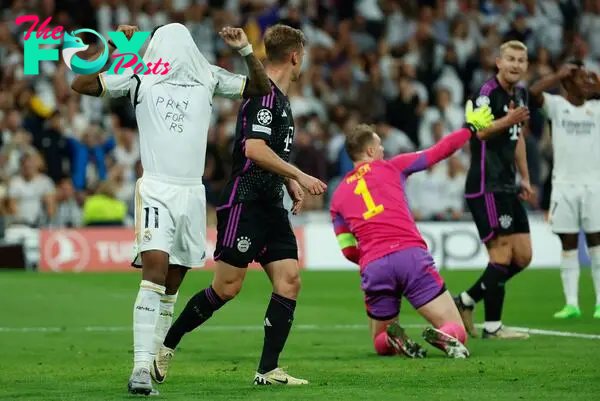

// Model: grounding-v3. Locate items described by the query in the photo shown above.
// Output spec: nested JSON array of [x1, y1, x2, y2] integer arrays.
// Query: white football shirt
[[543, 92, 600, 184], [8, 174, 55, 225], [99, 65, 245, 182]]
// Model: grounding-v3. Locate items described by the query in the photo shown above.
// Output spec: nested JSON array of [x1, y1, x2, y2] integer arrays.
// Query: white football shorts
[[132, 174, 207, 268], [550, 183, 600, 234]]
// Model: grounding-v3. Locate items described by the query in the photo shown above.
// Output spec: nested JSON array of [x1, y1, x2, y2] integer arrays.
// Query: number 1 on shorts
[[354, 178, 384, 220]]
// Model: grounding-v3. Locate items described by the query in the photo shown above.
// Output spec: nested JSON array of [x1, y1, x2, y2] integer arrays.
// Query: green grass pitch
[[1, 269, 600, 400]]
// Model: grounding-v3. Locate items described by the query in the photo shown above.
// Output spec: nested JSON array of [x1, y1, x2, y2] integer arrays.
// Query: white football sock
[[154, 292, 178, 353], [460, 292, 475, 307], [484, 321, 502, 333], [560, 249, 580, 308], [133, 280, 165, 372], [589, 245, 600, 306]]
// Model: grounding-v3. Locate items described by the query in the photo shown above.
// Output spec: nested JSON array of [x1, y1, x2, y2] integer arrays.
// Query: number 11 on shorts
[[144, 207, 159, 228], [354, 178, 384, 220]]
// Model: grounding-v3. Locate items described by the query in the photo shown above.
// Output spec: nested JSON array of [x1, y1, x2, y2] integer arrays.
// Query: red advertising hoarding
[[39, 228, 304, 272]]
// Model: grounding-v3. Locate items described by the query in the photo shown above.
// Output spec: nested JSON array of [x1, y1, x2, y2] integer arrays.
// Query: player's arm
[[331, 211, 359, 264], [585, 71, 600, 98], [71, 25, 138, 97], [475, 90, 529, 140], [476, 109, 529, 140], [390, 101, 493, 174], [217, 27, 271, 98], [244, 98, 326, 195], [529, 64, 578, 109], [245, 138, 325, 191], [515, 133, 529, 182], [241, 53, 271, 97], [70, 44, 118, 96], [211, 64, 270, 100], [515, 131, 534, 200]]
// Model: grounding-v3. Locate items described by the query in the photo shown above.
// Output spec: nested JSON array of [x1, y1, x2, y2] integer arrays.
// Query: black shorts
[[466, 192, 530, 243], [214, 202, 298, 268]]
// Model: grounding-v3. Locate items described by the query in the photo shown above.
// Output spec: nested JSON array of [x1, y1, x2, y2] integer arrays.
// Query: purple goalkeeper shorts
[[360, 247, 446, 321]]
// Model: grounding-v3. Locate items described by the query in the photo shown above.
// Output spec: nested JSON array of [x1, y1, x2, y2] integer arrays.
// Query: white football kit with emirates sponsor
[[543, 93, 600, 233]]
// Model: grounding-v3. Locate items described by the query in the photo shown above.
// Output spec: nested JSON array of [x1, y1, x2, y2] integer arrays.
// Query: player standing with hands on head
[[330, 101, 494, 359], [454, 40, 533, 340], [153, 25, 326, 386], [72, 23, 271, 395], [530, 60, 600, 319]]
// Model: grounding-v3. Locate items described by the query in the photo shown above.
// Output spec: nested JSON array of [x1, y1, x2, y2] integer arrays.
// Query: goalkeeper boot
[[553, 305, 582, 319], [422, 327, 469, 359], [253, 368, 308, 385], [386, 322, 427, 358], [151, 345, 174, 384], [593, 305, 600, 319], [128, 367, 155, 396]]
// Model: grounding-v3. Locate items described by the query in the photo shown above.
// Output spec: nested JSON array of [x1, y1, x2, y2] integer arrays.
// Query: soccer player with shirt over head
[[329, 101, 493, 359], [530, 60, 600, 319], [454, 40, 533, 340], [71, 23, 271, 395], [154, 25, 327, 386]]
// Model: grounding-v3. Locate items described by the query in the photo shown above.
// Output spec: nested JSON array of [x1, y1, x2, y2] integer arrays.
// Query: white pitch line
[[0, 324, 599, 340]]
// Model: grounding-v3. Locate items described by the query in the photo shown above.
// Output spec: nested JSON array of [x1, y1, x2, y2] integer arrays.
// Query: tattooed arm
[[241, 52, 271, 97], [218, 26, 271, 97]]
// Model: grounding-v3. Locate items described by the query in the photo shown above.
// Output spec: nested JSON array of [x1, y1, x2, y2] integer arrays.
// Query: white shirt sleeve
[[211, 65, 247, 100], [99, 68, 136, 99], [542, 92, 560, 118]]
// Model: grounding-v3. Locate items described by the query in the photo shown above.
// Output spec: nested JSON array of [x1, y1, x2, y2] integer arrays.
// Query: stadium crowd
[[0, 0, 592, 229]]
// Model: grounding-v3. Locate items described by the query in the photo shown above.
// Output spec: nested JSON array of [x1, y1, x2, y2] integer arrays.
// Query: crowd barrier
[[3, 220, 592, 272]]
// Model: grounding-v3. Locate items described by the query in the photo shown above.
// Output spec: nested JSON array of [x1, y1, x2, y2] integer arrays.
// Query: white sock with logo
[[133, 280, 165, 373], [589, 245, 600, 306], [560, 249, 580, 308], [154, 292, 178, 353]]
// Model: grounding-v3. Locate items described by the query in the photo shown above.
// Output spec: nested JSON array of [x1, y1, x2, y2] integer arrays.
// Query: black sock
[[466, 263, 499, 303], [163, 286, 226, 349], [257, 293, 296, 374], [507, 262, 522, 279], [483, 263, 511, 324]]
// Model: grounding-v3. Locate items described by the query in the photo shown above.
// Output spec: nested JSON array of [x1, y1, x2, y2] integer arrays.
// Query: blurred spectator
[[69, 126, 116, 193], [113, 128, 140, 184], [0, 128, 42, 180], [375, 121, 415, 157], [406, 165, 447, 221], [52, 178, 82, 228], [6, 153, 56, 227], [386, 74, 422, 148], [440, 155, 467, 221], [82, 180, 127, 227], [291, 130, 327, 210], [33, 112, 70, 183], [419, 87, 464, 149]]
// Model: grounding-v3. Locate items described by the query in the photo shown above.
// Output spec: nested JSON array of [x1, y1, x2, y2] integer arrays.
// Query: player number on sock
[[354, 178, 384, 220]]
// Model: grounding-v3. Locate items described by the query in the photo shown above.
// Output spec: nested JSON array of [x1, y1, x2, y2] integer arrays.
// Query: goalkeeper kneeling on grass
[[328, 101, 493, 358]]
